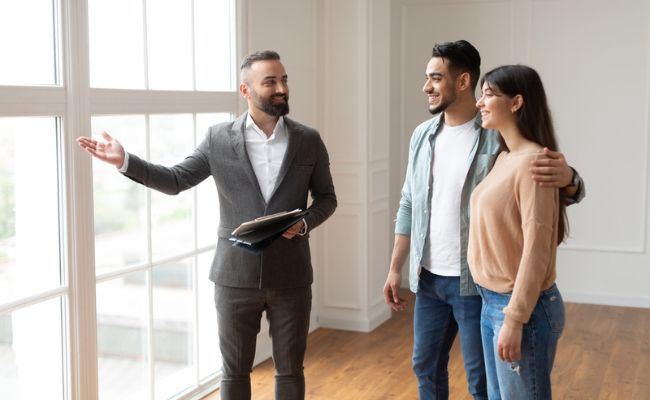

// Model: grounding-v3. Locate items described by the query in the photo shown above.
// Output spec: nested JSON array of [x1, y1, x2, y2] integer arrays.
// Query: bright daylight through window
[[0, 0, 237, 399]]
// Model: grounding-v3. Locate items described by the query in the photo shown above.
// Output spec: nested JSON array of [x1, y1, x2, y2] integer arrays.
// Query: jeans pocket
[[479, 286, 510, 324], [539, 285, 565, 334]]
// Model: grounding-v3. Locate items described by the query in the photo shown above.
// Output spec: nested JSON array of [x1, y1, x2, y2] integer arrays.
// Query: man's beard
[[258, 94, 290, 117], [428, 98, 452, 115]]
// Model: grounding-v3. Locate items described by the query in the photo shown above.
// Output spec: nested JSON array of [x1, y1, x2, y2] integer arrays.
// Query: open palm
[[76, 131, 126, 167]]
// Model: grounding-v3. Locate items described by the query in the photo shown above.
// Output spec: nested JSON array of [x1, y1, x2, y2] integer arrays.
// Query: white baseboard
[[316, 305, 391, 333], [252, 316, 320, 367], [562, 291, 650, 309]]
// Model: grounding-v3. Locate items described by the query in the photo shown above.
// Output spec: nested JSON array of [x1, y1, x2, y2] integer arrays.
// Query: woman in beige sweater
[[468, 65, 568, 400]]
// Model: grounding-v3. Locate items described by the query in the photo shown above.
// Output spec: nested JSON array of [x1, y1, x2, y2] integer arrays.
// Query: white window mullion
[[145, 114, 155, 400], [0, 86, 66, 116], [0, 286, 69, 315], [147, 266, 155, 400], [89, 89, 239, 115], [60, 0, 99, 399], [3, 0, 240, 399], [191, 115, 201, 387], [53, 0, 63, 85]]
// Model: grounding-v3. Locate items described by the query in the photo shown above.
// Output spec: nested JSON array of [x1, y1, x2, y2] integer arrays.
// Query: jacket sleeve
[[304, 135, 337, 232], [123, 134, 212, 195]]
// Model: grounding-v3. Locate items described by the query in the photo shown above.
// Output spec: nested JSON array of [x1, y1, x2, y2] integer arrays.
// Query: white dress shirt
[[244, 113, 288, 203]]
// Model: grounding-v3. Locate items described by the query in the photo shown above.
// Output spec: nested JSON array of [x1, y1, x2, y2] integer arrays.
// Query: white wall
[[243, 0, 393, 366], [314, 0, 392, 332], [531, 0, 649, 308], [242, 0, 321, 364], [390, 0, 650, 309], [242, 0, 319, 128], [243, 2, 650, 364]]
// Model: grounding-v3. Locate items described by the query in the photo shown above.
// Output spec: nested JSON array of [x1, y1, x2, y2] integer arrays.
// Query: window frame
[[0, 0, 247, 398]]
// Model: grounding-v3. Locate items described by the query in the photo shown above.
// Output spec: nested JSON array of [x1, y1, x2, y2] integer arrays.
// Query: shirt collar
[[245, 113, 286, 140]]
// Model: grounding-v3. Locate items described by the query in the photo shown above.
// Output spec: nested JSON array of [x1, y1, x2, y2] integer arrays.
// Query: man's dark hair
[[240, 50, 281, 84], [240, 50, 281, 71], [431, 40, 481, 91]]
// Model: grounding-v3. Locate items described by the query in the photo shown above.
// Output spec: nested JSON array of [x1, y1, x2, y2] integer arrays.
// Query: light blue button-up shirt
[[394, 112, 585, 296]]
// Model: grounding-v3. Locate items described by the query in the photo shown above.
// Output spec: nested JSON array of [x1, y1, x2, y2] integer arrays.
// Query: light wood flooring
[[204, 290, 650, 399]]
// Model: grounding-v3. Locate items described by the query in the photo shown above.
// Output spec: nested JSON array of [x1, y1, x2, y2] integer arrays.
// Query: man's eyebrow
[[263, 74, 288, 80], [427, 72, 443, 78]]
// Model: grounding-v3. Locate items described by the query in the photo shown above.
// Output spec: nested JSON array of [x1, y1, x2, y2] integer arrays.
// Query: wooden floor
[[204, 291, 650, 399]]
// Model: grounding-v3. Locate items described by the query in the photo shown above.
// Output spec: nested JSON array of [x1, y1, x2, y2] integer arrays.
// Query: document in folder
[[229, 209, 308, 254]]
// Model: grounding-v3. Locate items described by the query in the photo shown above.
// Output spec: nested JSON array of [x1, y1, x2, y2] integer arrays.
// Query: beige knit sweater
[[468, 150, 559, 329]]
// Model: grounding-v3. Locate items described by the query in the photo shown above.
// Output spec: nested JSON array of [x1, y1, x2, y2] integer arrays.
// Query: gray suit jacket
[[123, 113, 337, 288]]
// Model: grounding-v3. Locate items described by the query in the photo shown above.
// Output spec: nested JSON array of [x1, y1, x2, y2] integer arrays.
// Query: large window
[[0, 1, 239, 399], [92, 113, 228, 400], [0, 117, 66, 400]]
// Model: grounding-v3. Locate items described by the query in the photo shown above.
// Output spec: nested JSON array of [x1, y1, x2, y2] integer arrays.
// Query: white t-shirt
[[423, 118, 478, 276]]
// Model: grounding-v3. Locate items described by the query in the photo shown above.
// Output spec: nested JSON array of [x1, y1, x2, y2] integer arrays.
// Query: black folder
[[229, 209, 308, 254]]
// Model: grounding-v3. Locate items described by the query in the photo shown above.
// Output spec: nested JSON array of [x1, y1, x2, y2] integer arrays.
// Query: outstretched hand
[[76, 131, 125, 168], [529, 147, 573, 188]]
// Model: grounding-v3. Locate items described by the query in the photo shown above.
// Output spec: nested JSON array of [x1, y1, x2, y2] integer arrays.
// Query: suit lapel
[[230, 113, 265, 201], [269, 117, 303, 200]]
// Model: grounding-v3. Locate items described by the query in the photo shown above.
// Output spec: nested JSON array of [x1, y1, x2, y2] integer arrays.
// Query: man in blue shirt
[[382, 40, 584, 400]]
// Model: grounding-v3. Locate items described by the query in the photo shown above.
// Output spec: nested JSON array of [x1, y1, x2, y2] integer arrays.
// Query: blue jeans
[[413, 269, 488, 400], [477, 284, 565, 400]]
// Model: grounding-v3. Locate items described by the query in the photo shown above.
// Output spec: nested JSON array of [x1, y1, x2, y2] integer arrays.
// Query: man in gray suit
[[77, 50, 337, 400]]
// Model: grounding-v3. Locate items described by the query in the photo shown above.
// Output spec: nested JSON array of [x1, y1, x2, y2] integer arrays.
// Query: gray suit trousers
[[214, 284, 312, 400]]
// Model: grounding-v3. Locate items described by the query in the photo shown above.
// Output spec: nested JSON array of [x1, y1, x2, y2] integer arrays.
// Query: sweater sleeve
[[503, 156, 559, 328]]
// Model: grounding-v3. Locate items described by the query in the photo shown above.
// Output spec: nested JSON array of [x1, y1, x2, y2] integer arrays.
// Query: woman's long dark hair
[[481, 65, 568, 244]]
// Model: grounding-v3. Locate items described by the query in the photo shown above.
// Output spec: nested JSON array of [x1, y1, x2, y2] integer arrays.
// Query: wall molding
[[527, 0, 649, 255], [369, 206, 390, 307], [322, 211, 362, 310], [399, 0, 510, 5], [563, 291, 650, 310], [393, 0, 650, 308], [370, 168, 390, 202], [559, 244, 646, 255], [317, 303, 391, 332]]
